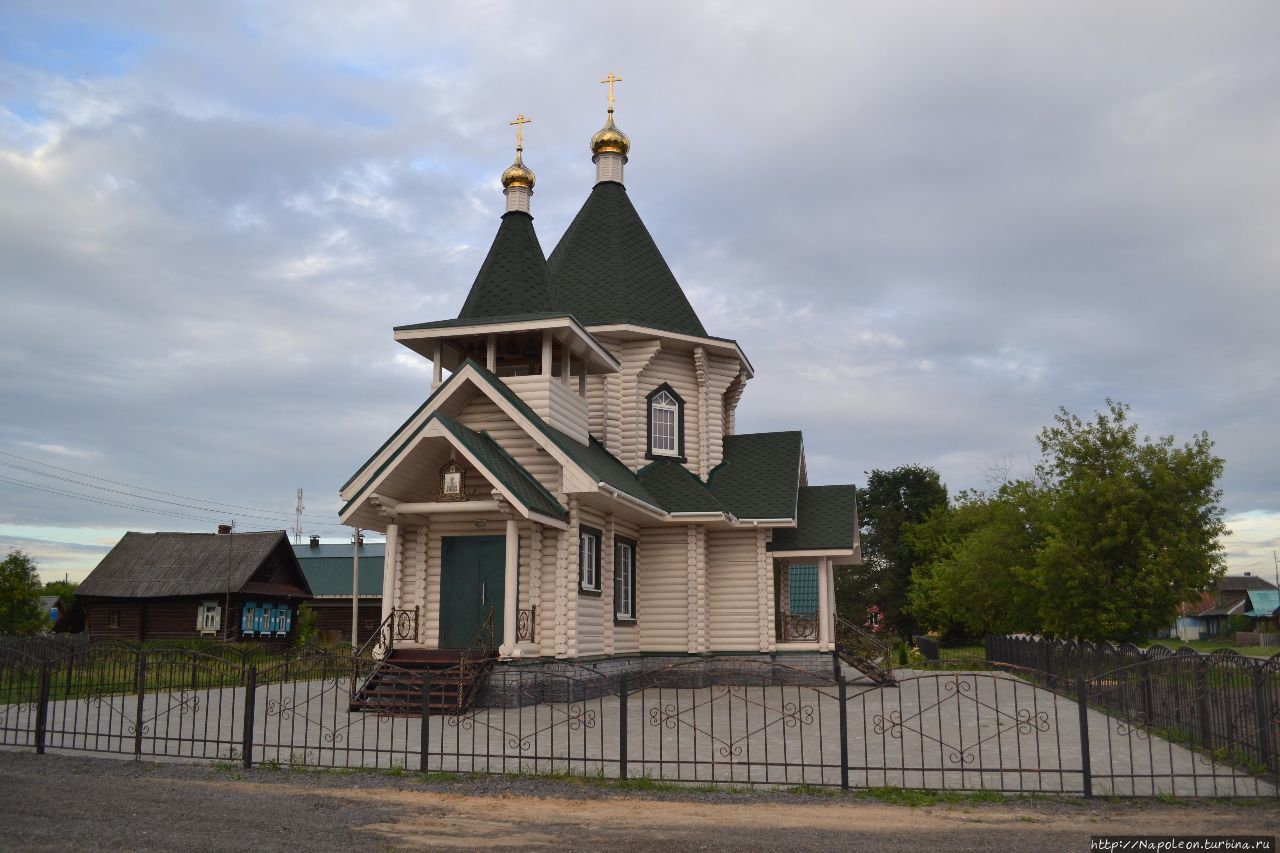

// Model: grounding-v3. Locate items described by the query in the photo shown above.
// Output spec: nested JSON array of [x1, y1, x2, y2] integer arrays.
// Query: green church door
[[439, 535, 505, 649]]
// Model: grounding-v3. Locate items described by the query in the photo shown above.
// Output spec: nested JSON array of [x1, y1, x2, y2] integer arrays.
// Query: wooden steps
[[351, 648, 497, 715]]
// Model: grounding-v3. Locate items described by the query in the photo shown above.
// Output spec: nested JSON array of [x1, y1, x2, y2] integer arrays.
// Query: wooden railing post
[[242, 664, 256, 769]]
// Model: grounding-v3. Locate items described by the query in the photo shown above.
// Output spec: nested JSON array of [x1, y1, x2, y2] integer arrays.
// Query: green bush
[[1226, 614, 1253, 638], [294, 605, 318, 647]]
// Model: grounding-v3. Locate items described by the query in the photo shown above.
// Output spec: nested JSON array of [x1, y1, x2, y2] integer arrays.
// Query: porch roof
[[637, 459, 725, 513], [768, 485, 859, 552]]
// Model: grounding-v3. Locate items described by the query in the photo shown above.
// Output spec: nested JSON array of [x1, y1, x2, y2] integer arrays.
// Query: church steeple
[[501, 113, 536, 213], [455, 114, 552, 322], [591, 73, 630, 185]]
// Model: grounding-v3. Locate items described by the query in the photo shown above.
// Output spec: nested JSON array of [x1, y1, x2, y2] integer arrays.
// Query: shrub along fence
[[0, 638, 1277, 798]]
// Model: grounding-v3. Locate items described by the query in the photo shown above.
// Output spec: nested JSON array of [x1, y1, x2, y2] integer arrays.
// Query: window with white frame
[[615, 538, 636, 621], [197, 601, 222, 634], [579, 526, 602, 593], [649, 388, 681, 457]]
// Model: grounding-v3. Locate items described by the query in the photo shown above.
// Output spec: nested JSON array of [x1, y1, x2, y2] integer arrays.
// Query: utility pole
[[351, 527, 361, 650], [1274, 549, 1278, 593], [293, 489, 305, 545]]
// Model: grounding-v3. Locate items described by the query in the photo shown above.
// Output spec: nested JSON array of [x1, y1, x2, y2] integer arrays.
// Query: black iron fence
[[1, 638, 1277, 798], [986, 636, 1280, 781]]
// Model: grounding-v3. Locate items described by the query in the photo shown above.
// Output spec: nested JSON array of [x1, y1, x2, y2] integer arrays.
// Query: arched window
[[647, 385, 684, 459]]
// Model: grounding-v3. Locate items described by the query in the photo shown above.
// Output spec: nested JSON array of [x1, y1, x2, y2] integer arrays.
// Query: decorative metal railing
[[780, 613, 818, 642], [516, 607, 536, 643], [834, 614, 895, 682], [354, 607, 420, 662], [452, 606, 496, 711]]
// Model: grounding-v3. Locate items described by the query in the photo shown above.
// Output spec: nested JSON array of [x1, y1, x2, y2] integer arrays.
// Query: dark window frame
[[645, 383, 686, 462], [579, 525, 603, 595]]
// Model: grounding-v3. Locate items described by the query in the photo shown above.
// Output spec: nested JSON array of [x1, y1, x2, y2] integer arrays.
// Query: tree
[[1031, 400, 1226, 641], [0, 550, 46, 636], [844, 465, 948, 638], [907, 482, 1045, 636], [42, 579, 78, 609], [907, 401, 1228, 642]]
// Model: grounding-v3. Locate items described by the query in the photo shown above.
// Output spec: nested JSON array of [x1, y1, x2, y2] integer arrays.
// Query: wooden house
[[1197, 573, 1278, 638], [77, 529, 312, 643], [340, 89, 861, 674], [292, 537, 384, 644]]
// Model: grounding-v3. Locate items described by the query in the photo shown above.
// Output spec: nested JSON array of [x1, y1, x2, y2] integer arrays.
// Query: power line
[[0, 449, 342, 523], [0, 475, 352, 530]]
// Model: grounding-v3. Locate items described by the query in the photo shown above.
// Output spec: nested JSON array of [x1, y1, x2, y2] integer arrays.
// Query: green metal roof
[[456, 212, 554, 322], [708, 431, 804, 520], [433, 413, 567, 521], [638, 459, 725, 513], [769, 485, 859, 552], [1245, 589, 1279, 618], [292, 544, 383, 597], [547, 182, 708, 338]]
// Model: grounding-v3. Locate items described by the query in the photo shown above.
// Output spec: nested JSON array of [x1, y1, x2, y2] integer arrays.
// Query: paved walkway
[[4, 668, 1274, 797]]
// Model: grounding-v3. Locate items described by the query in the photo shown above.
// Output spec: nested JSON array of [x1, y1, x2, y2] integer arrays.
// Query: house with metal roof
[[292, 538, 384, 644], [1197, 573, 1279, 638], [340, 81, 861, 676]]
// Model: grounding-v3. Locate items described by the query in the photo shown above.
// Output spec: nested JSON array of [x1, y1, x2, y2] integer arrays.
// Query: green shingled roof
[[638, 459, 725, 513], [769, 485, 859, 552], [433, 414, 567, 521], [708, 431, 804, 520], [547, 182, 707, 337], [394, 313, 572, 333], [456, 212, 553, 321], [293, 544, 384, 597]]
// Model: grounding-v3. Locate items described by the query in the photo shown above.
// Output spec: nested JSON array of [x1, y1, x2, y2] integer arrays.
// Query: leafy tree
[[908, 401, 1227, 642], [42, 579, 78, 609], [0, 550, 46, 636], [843, 465, 948, 638], [907, 482, 1045, 636], [294, 604, 319, 647], [1032, 400, 1226, 641]]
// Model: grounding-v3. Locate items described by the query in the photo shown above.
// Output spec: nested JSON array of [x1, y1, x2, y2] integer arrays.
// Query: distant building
[[293, 537, 383, 644], [38, 596, 67, 632], [1198, 573, 1279, 638], [77, 529, 311, 643]]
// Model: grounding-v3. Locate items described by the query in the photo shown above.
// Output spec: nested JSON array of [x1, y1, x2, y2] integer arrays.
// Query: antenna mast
[[294, 488, 305, 545]]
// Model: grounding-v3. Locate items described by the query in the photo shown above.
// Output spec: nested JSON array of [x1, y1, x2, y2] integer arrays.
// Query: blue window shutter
[[242, 603, 254, 634], [282, 606, 292, 634], [266, 607, 276, 634], [253, 605, 263, 634]]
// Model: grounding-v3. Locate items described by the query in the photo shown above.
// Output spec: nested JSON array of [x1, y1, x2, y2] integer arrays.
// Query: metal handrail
[[453, 606, 496, 711], [834, 614, 895, 674]]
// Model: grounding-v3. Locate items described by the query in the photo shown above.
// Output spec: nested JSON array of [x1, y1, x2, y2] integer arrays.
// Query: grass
[[1143, 639, 1280, 658]]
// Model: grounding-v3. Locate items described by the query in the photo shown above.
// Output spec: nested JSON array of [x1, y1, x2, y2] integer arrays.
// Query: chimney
[[217, 524, 232, 535], [1244, 571, 1252, 577], [309, 535, 320, 548]]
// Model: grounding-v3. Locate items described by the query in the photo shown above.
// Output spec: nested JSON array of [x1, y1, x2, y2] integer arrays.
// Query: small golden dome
[[591, 112, 630, 158], [501, 149, 535, 190]]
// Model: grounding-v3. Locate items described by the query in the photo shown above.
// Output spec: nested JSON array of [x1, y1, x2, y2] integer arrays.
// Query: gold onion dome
[[591, 112, 630, 158], [501, 148, 535, 190]]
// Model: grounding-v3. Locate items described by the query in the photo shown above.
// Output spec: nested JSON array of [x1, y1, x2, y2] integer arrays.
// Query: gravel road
[[1, 750, 1275, 851]]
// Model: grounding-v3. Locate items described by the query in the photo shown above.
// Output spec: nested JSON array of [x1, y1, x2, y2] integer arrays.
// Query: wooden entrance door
[[439, 535, 505, 649]]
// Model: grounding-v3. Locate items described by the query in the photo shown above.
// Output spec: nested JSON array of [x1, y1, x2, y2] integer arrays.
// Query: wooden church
[[339, 78, 861, 672]]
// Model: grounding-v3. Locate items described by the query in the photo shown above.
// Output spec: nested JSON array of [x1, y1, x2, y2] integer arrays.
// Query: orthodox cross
[[509, 113, 532, 150], [600, 73, 622, 112]]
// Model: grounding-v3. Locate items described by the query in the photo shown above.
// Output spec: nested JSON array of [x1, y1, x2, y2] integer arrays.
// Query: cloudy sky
[[2, 1, 1278, 584]]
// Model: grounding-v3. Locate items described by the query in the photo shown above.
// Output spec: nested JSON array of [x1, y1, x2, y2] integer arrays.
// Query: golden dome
[[500, 148, 535, 190], [591, 112, 630, 158]]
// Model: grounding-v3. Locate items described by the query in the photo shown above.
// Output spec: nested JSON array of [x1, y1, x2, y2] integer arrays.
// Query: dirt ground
[[1, 751, 1275, 851]]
